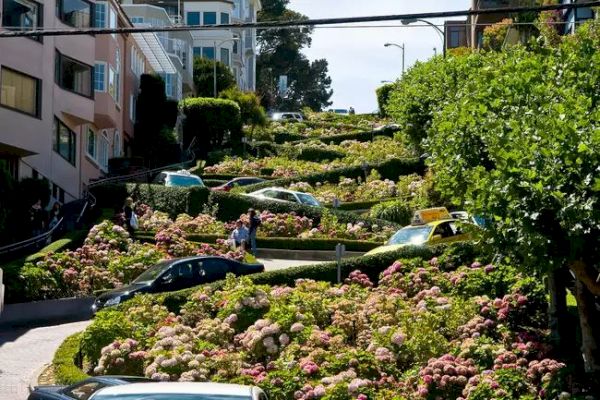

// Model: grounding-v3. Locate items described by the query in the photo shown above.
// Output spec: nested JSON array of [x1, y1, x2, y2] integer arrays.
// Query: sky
[[287, 0, 471, 113]]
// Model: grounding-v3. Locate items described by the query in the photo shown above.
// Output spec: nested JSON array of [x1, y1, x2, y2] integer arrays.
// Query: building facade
[[0, 0, 151, 202]]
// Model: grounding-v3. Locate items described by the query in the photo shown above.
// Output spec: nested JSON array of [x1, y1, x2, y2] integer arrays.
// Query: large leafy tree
[[256, 0, 333, 111], [387, 23, 600, 375], [193, 57, 236, 97]]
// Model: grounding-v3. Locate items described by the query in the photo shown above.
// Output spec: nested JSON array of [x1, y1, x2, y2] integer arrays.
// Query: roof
[[132, 30, 177, 74], [93, 382, 254, 396]]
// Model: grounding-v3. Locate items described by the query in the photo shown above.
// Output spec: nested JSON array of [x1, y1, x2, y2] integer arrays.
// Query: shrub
[[80, 310, 134, 362], [219, 87, 267, 134], [181, 97, 242, 158], [376, 83, 395, 117], [370, 200, 413, 225], [53, 333, 89, 385], [193, 58, 236, 97], [91, 183, 210, 218]]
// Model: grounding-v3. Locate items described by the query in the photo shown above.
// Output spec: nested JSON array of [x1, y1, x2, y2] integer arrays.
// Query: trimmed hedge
[[159, 242, 485, 313], [91, 183, 210, 218], [273, 125, 400, 145], [2, 229, 87, 304], [52, 333, 89, 385], [329, 198, 401, 211], [208, 191, 398, 230], [203, 179, 227, 187], [200, 173, 275, 181], [274, 132, 307, 144], [240, 157, 425, 193], [135, 232, 381, 252]]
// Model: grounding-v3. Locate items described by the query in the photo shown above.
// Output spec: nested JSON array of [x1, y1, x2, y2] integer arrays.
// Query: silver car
[[246, 187, 321, 207], [270, 112, 304, 122], [90, 382, 268, 400]]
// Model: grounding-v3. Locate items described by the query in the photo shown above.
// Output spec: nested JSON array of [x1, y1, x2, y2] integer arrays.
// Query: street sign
[[278, 75, 288, 96]]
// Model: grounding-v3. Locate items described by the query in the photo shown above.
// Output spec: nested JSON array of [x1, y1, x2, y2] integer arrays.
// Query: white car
[[154, 170, 205, 188], [246, 187, 321, 207], [270, 112, 304, 122], [90, 382, 268, 400]]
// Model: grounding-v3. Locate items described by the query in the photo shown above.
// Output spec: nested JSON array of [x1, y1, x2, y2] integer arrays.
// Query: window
[[130, 16, 144, 24], [56, 0, 92, 28], [129, 94, 136, 122], [201, 47, 215, 60], [220, 12, 229, 24], [233, 40, 238, 54], [113, 130, 121, 157], [233, 0, 241, 19], [114, 48, 121, 103], [187, 11, 199, 25], [203, 11, 216, 25], [55, 51, 93, 97], [87, 128, 96, 158], [98, 131, 109, 169], [53, 117, 76, 165], [108, 66, 116, 100], [108, 6, 116, 38], [2, 0, 43, 34], [0, 67, 40, 117], [220, 47, 230, 66], [193, 47, 202, 57], [94, 63, 106, 92], [94, 2, 106, 27], [63, 381, 106, 400], [197, 259, 229, 282]]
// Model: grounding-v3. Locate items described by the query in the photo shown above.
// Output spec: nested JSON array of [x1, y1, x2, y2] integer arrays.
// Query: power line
[[0, 1, 598, 38]]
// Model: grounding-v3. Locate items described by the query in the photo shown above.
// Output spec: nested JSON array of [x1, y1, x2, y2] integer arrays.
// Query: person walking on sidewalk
[[247, 208, 261, 256]]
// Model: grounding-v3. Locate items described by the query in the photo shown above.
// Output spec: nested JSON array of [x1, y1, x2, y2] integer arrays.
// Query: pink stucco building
[[0, 0, 152, 203]]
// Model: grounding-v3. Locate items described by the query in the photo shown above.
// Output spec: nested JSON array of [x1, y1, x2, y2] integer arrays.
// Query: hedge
[[135, 232, 381, 252], [200, 173, 275, 181], [2, 229, 87, 304], [91, 183, 210, 218], [52, 332, 89, 385], [203, 179, 227, 187], [376, 83, 395, 117], [158, 243, 484, 314], [208, 191, 399, 230], [240, 157, 425, 193], [273, 125, 400, 145], [329, 198, 401, 211]]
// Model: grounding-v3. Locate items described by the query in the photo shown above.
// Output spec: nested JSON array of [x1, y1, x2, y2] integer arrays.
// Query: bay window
[[203, 12, 216, 25], [2, 0, 43, 35], [56, 0, 92, 28], [55, 51, 93, 97]]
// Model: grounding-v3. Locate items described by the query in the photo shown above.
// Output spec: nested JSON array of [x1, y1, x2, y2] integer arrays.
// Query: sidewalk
[[0, 320, 90, 399]]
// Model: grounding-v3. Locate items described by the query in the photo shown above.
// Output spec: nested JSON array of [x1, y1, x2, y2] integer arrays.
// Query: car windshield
[[93, 395, 250, 400], [166, 175, 203, 187], [132, 261, 172, 284], [387, 226, 433, 246], [297, 193, 319, 206]]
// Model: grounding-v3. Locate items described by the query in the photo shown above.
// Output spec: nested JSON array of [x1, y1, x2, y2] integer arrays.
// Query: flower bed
[[73, 255, 576, 399], [18, 220, 252, 302]]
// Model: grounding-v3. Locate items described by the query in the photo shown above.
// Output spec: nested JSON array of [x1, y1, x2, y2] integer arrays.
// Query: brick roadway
[[0, 320, 90, 400]]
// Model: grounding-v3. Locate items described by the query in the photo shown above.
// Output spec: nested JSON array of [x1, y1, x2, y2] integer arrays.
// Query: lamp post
[[384, 42, 405, 75], [401, 18, 445, 54], [213, 37, 240, 97]]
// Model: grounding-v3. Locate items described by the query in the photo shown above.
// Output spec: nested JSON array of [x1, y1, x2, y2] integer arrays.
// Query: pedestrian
[[123, 197, 138, 235], [29, 199, 46, 237], [349, 106, 355, 115], [247, 208, 261, 256], [48, 202, 62, 231], [229, 219, 249, 250]]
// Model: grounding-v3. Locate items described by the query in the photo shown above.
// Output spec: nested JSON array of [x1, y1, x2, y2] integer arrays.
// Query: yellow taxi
[[365, 207, 474, 256]]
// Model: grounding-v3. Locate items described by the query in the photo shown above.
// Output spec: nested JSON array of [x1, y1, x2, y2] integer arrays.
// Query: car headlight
[[104, 296, 121, 307]]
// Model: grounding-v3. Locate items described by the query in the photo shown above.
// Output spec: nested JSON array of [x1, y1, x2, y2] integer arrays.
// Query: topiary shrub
[[369, 199, 413, 225], [376, 83, 395, 117]]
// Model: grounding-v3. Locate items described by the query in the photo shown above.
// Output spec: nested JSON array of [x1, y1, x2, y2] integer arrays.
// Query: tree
[[134, 74, 180, 168], [256, 0, 333, 111], [193, 57, 236, 97], [219, 87, 267, 139], [387, 22, 600, 376]]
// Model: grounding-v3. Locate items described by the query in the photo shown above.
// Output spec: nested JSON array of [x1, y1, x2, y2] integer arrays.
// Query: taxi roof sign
[[412, 207, 452, 225]]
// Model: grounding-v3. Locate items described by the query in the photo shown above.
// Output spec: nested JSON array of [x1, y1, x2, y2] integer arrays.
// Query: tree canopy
[[193, 57, 236, 97], [256, 0, 333, 111]]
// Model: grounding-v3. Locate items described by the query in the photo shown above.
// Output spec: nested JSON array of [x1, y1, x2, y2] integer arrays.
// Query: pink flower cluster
[[417, 355, 477, 398], [344, 270, 373, 288]]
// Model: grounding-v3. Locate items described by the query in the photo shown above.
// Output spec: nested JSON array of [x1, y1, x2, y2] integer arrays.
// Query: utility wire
[[0, 1, 598, 38]]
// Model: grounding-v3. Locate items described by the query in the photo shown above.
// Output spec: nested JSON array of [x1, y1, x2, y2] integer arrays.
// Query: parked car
[[246, 187, 321, 207], [212, 177, 266, 192], [154, 170, 205, 188], [93, 256, 264, 312], [28, 376, 152, 400], [90, 382, 268, 400], [365, 207, 477, 256], [270, 112, 304, 122]]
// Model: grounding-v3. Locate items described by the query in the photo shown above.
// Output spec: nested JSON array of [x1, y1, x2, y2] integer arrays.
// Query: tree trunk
[[547, 269, 569, 357], [569, 260, 600, 296], [574, 279, 600, 374]]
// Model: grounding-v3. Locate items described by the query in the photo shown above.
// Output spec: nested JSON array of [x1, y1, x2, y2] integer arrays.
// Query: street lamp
[[384, 42, 405, 75], [213, 37, 240, 97], [401, 18, 445, 53]]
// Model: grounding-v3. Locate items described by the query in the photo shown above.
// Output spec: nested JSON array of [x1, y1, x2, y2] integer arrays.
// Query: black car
[[28, 376, 152, 400], [93, 256, 265, 312]]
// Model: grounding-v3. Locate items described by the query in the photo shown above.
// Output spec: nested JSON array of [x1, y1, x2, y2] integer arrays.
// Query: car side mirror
[[431, 234, 442, 241]]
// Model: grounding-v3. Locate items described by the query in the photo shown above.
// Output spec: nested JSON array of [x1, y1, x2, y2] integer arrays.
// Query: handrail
[[0, 217, 64, 255]]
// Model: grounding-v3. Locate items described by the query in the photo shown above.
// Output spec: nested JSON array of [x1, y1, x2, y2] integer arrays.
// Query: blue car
[[28, 376, 152, 400]]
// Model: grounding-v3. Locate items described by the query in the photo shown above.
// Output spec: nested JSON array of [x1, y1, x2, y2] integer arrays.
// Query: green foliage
[[376, 83, 395, 117], [80, 310, 134, 362], [181, 97, 242, 158], [369, 200, 413, 225], [91, 183, 210, 218], [219, 87, 268, 133], [273, 125, 399, 145], [134, 74, 180, 168], [52, 333, 89, 385], [192, 57, 236, 97], [482, 18, 513, 50]]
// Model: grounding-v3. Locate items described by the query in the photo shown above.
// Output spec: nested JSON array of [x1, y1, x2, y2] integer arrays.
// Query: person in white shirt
[[230, 220, 249, 250]]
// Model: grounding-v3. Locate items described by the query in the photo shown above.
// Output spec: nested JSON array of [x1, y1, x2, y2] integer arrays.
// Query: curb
[[256, 248, 364, 261], [28, 363, 49, 392]]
